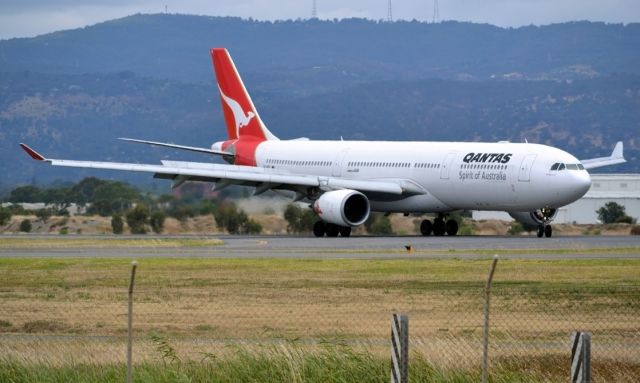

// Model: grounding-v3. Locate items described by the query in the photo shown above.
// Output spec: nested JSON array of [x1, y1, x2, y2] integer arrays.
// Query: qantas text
[[462, 152, 512, 164]]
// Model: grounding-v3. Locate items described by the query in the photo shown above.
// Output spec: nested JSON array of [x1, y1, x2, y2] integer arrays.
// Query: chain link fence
[[1, 257, 639, 381]]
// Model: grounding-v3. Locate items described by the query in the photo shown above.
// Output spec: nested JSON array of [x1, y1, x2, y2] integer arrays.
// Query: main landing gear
[[536, 224, 553, 238], [420, 214, 458, 236], [313, 221, 351, 237]]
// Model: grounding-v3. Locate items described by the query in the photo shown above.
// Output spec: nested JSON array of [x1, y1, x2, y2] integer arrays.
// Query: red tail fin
[[211, 48, 277, 141]]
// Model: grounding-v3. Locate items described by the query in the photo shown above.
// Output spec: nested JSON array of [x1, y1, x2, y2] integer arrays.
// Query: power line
[[432, 0, 440, 23]]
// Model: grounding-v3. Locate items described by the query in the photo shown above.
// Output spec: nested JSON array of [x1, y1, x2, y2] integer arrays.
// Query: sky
[[1, 0, 639, 39]]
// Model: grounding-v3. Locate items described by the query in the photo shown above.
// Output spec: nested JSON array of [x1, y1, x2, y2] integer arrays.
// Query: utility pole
[[311, 0, 317, 19], [432, 0, 439, 23], [387, 0, 393, 22]]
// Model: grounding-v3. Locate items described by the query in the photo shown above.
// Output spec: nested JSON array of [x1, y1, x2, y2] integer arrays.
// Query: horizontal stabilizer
[[581, 141, 626, 170], [118, 138, 233, 157]]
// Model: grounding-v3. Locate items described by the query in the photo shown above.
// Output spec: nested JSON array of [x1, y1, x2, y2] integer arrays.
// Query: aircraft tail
[[210, 48, 278, 141]]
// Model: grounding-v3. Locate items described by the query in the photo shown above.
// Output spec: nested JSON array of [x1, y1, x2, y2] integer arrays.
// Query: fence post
[[481, 255, 499, 383], [127, 260, 138, 383], [571, 331, 591, 383], [390, 313, 409, 383]]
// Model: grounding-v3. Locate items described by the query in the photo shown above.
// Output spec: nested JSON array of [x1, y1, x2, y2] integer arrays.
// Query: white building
[[473, 174, 640, 224]]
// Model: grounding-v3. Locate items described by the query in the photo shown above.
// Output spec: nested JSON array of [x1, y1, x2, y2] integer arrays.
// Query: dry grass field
[[0, 254, 639, 381], [2, 213, 638, 236]]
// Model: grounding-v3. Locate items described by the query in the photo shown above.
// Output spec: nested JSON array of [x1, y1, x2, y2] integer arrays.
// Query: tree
[[35, 208, 52, 223], [0, 208, 11, 226], [283, 204, 316, 233], [8, 186, 42, 203], [111, 214, 124, 234], [86, 181, 140, 216], [244, 219, 263, 235], [19, 219, 32, 233], [597, 202, 636, 224], [213, 201, 260, 234], [150, 211, 166, 234], [367, 214, 393, 235], [126, 204, 150, 234]]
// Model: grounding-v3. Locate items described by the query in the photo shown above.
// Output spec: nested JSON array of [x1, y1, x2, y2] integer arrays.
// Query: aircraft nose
[[571, 171, 592, 199]]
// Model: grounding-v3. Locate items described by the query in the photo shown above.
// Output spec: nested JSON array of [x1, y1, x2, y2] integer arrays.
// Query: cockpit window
[[550, 163, 585, 171]]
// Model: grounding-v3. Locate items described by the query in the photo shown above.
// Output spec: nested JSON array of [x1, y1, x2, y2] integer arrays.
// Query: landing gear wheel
[[445, 219, 459, 236], [433, 218, 446, 236], [544, 225, 552, 238], [325, 223, 339, 237], [339, 226, 352, 237], [313, 221, 326, 237], [537, 226, 544, 238], [420, 220, 433, 236]]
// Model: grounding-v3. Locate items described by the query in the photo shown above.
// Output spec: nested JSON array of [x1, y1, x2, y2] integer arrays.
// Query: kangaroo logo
[[218, 86, 255, 136]]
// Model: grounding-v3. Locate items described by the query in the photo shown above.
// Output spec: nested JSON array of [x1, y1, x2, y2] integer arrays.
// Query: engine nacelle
[[508, 207, 558, 226], [313, 189, 370, 227]]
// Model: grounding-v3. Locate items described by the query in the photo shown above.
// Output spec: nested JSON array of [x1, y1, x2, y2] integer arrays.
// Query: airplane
[[20, 48, 626, 238]]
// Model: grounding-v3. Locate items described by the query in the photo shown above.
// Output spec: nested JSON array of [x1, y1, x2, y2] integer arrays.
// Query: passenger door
[[518, 154, 537, 182], [440, 152, 457, 180]]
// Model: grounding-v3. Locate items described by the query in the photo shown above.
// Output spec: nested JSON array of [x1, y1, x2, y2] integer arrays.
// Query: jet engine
[[312, 189, 370, 227], [508, 207, 558, 226]]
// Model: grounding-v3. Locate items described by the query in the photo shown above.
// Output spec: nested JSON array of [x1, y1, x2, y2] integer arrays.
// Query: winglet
[[612, 141, 623, 159], [19, 143, 46, 161]]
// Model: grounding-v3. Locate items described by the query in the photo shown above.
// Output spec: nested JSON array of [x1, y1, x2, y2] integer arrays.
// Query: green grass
[[0, 344, 565, 383]]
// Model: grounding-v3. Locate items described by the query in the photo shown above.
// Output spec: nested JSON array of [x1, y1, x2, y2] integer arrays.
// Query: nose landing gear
[[537, 224, 553, 238]]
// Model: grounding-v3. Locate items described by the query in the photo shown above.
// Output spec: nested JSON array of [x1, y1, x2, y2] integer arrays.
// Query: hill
[[1, 15, 638, 191], [2, 14, 640, 86]]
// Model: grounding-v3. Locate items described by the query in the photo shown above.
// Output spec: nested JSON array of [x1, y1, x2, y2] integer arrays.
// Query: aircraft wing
[[580, 141, 626, 170], [20, 144, 424, 196], [118, 138, 232, 157]]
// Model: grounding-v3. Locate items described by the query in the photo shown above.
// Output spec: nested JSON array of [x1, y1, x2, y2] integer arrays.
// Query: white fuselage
[[254, 140, 592, 213]]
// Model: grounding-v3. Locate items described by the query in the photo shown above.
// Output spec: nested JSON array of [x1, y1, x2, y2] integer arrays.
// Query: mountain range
[[1, 14, 638, 192]]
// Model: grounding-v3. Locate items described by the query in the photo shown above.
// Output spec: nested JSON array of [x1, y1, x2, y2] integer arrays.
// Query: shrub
[[126, 205, 149, 234], [458, 223, 475, 236], [597, 202, 635, 224], [364, 213, 393, 235], [150, 211, 166, 234], [507, 222, 524, 236], [35, 208, 52, 223], [631, 225, 640, 236], [19, 219, 32, 233], [0, 208, 11, 226], [111, 214, 124, 234], [213, 201, 261, 234], [244, 219, 263, 234], [369, 215, 393, 235], [58, 227, 69, 235], [283, 204, 316, 233]]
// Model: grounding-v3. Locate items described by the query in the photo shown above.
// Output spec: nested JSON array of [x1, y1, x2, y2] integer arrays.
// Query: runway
[[1, 234, 639, 259]]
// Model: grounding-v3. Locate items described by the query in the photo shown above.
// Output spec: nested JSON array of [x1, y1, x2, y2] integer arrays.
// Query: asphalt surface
[[1, 234, 639, 259]]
